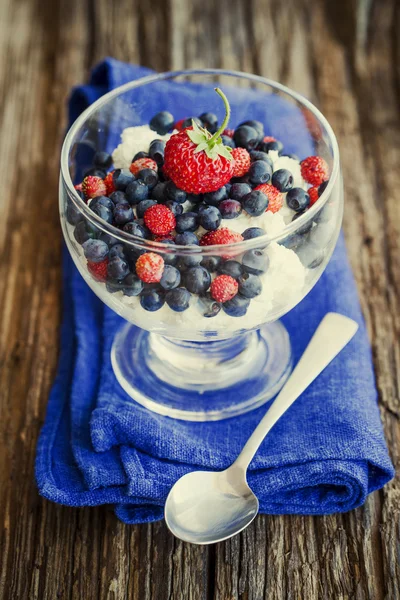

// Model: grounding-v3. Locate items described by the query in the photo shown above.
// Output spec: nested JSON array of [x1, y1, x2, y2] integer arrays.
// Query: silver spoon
[[164, 312, 358, 545]]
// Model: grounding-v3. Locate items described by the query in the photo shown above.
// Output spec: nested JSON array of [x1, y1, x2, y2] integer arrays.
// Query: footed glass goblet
[[60, 69, 342, 421]]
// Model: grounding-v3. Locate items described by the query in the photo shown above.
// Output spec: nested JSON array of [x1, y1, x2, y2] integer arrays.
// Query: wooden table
[[1, 0, 399, 597]]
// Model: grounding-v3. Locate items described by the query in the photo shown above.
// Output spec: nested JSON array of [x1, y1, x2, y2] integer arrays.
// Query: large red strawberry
[[164, 89, 234, 194]]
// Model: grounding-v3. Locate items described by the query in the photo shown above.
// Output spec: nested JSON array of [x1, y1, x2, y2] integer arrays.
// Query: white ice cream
[[112, 126, 174, 168]]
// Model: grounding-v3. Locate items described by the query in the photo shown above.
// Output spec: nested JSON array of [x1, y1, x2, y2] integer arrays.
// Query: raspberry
[[87, 259, 108, 282], [200, 227, 244, 247], [81, 176, 107, 200], [262, 136, 276, 143], [135, 252, 165, 283], [223, 128, 234, 138], [104, 171, 116, 195], [210, 275, 238, 303], [130, 157, 158, 176], [144, 204, 176, 236], [231, 147, 251, 178], [254, 183, 283, 213], [300, 156, 329, 186], [308, 186, 319, 206]]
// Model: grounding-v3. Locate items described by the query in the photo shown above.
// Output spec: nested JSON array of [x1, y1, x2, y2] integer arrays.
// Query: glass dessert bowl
[[60, 69, 342, 421]]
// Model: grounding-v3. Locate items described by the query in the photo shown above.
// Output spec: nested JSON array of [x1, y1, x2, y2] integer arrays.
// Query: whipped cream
[[112, 126, 173, 168]]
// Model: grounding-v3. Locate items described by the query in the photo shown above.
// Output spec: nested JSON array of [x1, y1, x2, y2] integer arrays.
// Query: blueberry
[[291, 211, 313, 234], [74, 221, 95, 244], [67, 202, 84, 226], [198, 206, 222, 231], [123, 221, 150, 239], [199, 112, 218, 133], [248, 160, 272, 185], [193, 203, 208, 214], [222, 295, 250, 317], [175, 232, 199, 246], [230, 183, 252, 200], [149, 139, 165, 167], [221, 135, 235, 148], [242, 190, 269, 216], [204, 186, 227, 206], [107, 254, 130, 280], [184, 266, 211, 294], [149, 111, 174, 135], [157, 239, 177, 266], [165, 181, 187, 203], [318, 181, 329, 196], [177, 254, 203, 271], [258, 140, 284, 154], [286, 188, 310, 212], [132, 151, 149, 161], [242, 227, 266, 240], [238, 272, 262, 298], [113, 203, 134, 226], [91, 203, 113, 224], [239, 120, 264, 140], [162, 201, 181, 217], [242, 249, 270, 275], [272, 169, 294, 192], [181, 116, 202, 129], [89, 195, 114, 211], [201, 255, 222, 272], [109, 191, 128, 205], [121, 273, 143, 296], [93, 151, 113, 170], [83, 167, 107, 178], [82, 239, 109, 263], [225, 183, 232, 196], [140, 289, 165, 312], [175, 212, 199, 233], [198, 293, 221, 318], [249, 150, 271, 164], [137, 168, 158, 189], [233, 126, 259, 151], [109, 244, 125, 259], [113, 169, 135, 191], [152, 182, 167, 202], [219, 199, 242, 219], [166, 288, 191, 312], [160, 265, 181, 290], [218, 260, 243, 279], [137, 199, 157, 219], [98, 231, 119, 247], [187, 193, 203, 204], [125, 180, 149, 204]]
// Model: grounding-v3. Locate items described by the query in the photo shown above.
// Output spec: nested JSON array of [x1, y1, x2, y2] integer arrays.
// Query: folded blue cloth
[[36, 59, 394, 523]]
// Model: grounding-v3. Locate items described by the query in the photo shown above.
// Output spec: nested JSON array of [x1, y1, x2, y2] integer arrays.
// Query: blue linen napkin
[[36, 58, 394, 523]]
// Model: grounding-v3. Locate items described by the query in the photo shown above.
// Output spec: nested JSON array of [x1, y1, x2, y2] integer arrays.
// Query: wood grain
[[0, 0, 399, 598]]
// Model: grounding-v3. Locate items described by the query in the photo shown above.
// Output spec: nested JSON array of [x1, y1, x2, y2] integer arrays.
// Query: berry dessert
[[67, 88, 333, 333]]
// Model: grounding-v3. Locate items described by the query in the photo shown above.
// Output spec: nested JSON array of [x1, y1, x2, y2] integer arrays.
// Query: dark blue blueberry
[[201, 255, 221, 272], [198, 206, 222, 231], [83, 167, 107, 178], [175, 232, 199, 246], [203, 186, 227, 206], [233, 126, 259, 151], [109, 191, 128, 205], [121, 273, 143, 296], [248, 160, 272, 185], [109, 244, 125, 259], [193, 203, 208, 214], [82, 239, 109, 263], [291, 211, 313, 234], [98, 231, 119, 247], [113, 203, 134, 226], [157, 239, 177, 266], [125, 180, 149, 204], [151, 182, 167, 202], [93, 151, 113, 170], [137, 168, 158, 190], [132, 151, 149, 161], [222, 295, 250, 317], [239, 120, 264, 140], [187, 193, 203, 204], [221, 135, 235, 148], [160, 265, 181, 290], [271, 169, 294, 192], [230, 183, 252, 200], [280, 231, 306, 251], [286, 188, 310, 212], [181, 116, 202, 129], [113, 169, 135, 191], [218, 260, 243, 279], [164, 200, 183, 217], [91, 203, 113, 224], [318, 181, 329, 196], [199, 112, 218, 133], [242, 190, 269, 216], [177, 254, 203, 271], [231, 174, 251, 185], [184, 266, 211, 294], [67, 202, 84, 226], [137, 199, 157, 219], [123, 221, 150, 239], [107, 255, 130, 281], [238, 273, 262, 298], [149, 111, 174, 135], [249, 150, 271, 164], [225, 183, 232, 196], [242, 227, 266, 240], [165, 288, 191, 312], [198, 293, 221, 318], [165, 181, 187, 204], [140, 289, 165, 312], [242, 249, 270, 275], [149, 139, 165, 167], [175, 212, 199, 233], [74, 221, 96, 244], [90, 195, 114, 211], [219, 199, 242, 219], [258, 140, 284, 154], [106, 280, 123, 294]]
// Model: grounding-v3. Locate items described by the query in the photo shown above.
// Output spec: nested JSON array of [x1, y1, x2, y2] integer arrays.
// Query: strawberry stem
[[209, 88, 231, 144]]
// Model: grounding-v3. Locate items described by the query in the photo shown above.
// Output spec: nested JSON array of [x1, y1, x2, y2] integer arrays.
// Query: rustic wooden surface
[[0, 0, 399, 598]]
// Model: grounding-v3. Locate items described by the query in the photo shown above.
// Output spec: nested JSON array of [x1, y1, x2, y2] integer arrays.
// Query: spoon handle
[[233, 312, 358, 471]]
